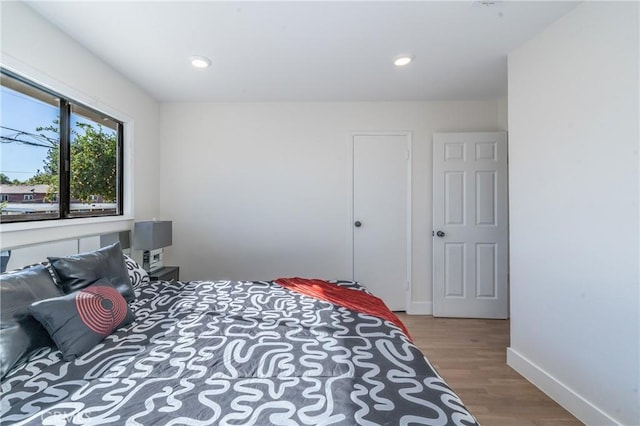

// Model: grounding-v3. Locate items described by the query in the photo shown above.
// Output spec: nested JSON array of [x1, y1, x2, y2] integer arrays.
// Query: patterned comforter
[[1, 279, 478, 425]]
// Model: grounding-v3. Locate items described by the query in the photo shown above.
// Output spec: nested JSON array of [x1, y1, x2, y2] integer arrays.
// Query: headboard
[[1, 231, 131, 273]]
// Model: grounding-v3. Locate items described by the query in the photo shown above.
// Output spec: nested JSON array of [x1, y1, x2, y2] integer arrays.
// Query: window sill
[[0, 216, 134, 249]]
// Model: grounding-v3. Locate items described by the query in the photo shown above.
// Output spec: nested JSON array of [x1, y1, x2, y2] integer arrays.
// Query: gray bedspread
[[1, 279, 478, 425]]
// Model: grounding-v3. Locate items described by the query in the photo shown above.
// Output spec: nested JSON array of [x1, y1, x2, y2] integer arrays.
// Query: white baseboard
[[406, 301, 432, 315], [507, 347, 620, 425]]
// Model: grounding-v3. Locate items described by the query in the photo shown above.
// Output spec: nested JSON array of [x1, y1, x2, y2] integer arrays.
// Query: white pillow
[[123, 254, 150, 288]]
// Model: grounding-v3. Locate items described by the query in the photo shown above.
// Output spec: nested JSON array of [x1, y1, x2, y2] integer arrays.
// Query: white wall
[[160, 101, 500, 311], [0, 2, 160, 249], [508, 2, 639, 425], [497, 96, 508, 132]]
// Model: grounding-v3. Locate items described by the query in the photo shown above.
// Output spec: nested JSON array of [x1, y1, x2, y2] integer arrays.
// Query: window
[[0, 69, 123, 223]]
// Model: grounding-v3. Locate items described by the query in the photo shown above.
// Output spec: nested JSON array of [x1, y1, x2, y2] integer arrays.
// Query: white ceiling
[[26, 1, 579, 102]]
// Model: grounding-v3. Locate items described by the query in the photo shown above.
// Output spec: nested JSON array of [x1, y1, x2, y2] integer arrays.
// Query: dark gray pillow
[[29, 279, 134, 361], [0, 264, 63, 379], [48, 242, 135, 302]]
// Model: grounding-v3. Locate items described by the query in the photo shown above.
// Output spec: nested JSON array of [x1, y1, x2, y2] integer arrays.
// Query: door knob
[[436, 230, 445, 237], [354, 221, 362, 228]]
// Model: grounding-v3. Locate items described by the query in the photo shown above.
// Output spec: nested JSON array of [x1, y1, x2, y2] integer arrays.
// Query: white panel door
[[433, 132, 508, 318], [353, 133, 410, 311]]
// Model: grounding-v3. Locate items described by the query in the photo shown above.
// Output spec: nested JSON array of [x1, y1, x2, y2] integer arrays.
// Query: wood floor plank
[[397, 314, 583, 426]]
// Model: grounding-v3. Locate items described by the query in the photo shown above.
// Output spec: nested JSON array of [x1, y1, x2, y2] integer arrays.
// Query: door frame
[[349, 131, 413, 310]]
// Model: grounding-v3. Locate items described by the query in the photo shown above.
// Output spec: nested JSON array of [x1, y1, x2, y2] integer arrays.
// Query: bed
[[1, 243, 478, 425]]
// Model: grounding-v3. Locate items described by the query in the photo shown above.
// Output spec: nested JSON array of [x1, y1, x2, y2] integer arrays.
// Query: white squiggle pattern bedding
[[1, 279, 478, 426]]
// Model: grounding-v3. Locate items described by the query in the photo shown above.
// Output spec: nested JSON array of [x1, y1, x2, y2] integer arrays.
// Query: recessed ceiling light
[[394, 55, 413, 67], [190, 55, 211, 69]]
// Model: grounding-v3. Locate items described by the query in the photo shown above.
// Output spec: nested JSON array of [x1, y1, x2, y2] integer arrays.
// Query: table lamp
[[133, 220, 172, 272]]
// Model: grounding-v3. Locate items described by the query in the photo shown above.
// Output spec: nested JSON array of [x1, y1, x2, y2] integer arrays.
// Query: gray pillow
[[48, 242, 135, 302], [29, 279, 134, 361], [0, 264, 63, 379]]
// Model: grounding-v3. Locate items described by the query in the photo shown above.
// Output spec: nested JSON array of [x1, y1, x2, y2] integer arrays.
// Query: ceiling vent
[[472, 0, 503, 6]]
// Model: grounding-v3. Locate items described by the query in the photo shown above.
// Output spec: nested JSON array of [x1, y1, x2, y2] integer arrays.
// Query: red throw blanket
[[274, 277, 412, 340]]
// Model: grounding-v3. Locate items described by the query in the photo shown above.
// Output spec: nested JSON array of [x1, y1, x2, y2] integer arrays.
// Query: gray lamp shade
[[133, 221, 172, 250]]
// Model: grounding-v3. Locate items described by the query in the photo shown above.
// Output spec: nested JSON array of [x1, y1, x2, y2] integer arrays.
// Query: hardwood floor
[[397, 314, 583, 426]]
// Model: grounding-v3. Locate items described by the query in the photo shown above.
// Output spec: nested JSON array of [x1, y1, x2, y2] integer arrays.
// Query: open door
[[432, 132, 508, 318]]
